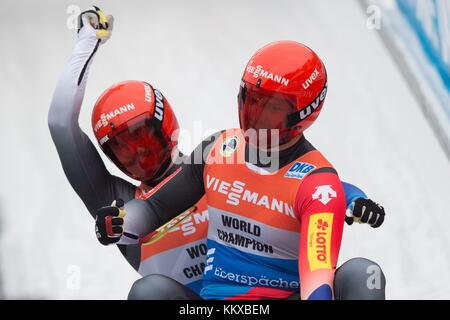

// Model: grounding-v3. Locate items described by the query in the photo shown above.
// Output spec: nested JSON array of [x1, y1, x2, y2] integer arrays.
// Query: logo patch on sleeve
[[220, 136, 240, 157], [307, 213, 333, 272], [284, 162, 316, 179]]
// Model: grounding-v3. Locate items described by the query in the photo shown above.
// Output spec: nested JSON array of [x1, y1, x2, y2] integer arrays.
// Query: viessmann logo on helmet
[[246, 64, 289, 86], [93, 103, 136, 133]]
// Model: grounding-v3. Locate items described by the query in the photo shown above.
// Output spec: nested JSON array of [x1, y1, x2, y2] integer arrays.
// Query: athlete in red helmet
[[48, 7, 210, 294], [49, 7, 384, 299], [238, 41, 328, 148], [97, 40, 386, 300], [91, 80, 180, 184]]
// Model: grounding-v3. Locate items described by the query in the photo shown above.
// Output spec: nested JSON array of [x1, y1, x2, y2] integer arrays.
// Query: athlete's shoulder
[[294, 160, 344, 220], [200, 129, 238, 160], [296, 139, 336, 175], [211, 128, 242, 144], [197, 129, 227, 150], [221, 128, 241, 135]]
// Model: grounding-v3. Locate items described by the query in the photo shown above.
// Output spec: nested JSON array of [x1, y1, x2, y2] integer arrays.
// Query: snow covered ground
[[0, 0, 449, 299]]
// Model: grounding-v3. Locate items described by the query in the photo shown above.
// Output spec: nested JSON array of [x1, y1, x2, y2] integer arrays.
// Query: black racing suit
[[48, 25, 181, 270], [114, 132, 386, 300]]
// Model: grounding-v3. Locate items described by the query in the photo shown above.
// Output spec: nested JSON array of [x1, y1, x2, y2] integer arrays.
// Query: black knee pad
[[334, 257, 386, 300], [128, 274, 163, 300], [128, 274, 201, 300]]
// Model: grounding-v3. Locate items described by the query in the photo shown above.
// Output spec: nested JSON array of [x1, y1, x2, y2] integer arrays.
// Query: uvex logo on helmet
[[153, 88, 164, 121], [246, 64, 290, 86], [297, 83, 327, 121], [302, 68, 320, 90], [144, 83, 152, 103]]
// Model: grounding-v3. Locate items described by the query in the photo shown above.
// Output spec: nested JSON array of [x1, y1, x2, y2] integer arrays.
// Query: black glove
[[95, 199, 125, 245], [345, 198, 385, 228]]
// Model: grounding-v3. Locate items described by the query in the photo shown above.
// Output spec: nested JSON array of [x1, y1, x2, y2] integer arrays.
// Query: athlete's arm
[[342, 181, 366, 207], [296, 170, 346, 300], [48, 9, 135, 218], [114, 132, 223, 244], [342, 181, 385, 228]]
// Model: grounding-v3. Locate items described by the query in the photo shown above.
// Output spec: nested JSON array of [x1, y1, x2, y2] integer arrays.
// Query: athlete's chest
[[203, 130, 329, 248], [204, 161, 303, 233]]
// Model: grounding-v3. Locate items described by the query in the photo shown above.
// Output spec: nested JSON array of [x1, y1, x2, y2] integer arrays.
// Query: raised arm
[[48, 8, 135, 217]]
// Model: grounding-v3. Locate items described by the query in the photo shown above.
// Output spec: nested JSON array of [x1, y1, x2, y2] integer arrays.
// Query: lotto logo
[[316, 219, 328, 231], [284, 162, 316, 180], [307, 213, 333, 272]]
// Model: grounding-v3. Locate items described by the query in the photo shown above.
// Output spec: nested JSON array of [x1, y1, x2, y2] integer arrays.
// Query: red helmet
[[92, 80, 179, 182], [238, 40, 328, 147]]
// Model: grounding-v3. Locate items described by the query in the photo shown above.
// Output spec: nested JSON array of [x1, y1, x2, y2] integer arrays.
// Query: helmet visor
[[238, 80, 296, 147], [101, 113, 172, 181]]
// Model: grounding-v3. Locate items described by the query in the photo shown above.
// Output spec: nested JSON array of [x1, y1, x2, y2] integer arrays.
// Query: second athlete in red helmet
[[239, 41, 327, 147], [96, 39, 385, 300], [92, 80, 180, 183]]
